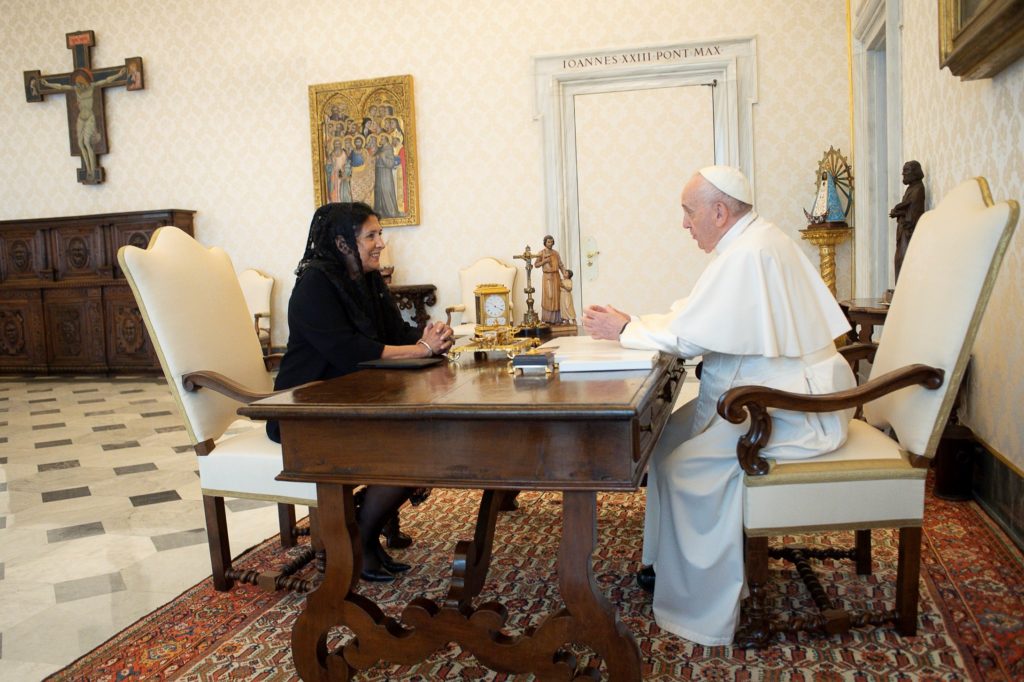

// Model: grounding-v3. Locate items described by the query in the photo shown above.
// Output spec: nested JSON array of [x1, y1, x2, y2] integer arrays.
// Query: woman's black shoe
[[382, 515, 413, 549], [360, 567, 396, 582], [376, 546, 412, 573], [637, 565, 656, 593]]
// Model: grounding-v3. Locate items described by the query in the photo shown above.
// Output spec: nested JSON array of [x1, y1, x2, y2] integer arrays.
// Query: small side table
[[838, 298, 890, 344], [389, 284, 437, 331]]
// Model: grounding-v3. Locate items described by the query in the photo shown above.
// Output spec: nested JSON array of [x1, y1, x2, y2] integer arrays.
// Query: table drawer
[[636, 359, 686, 462]]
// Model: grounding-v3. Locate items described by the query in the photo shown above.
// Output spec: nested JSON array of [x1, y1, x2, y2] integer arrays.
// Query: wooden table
[[240, 353, 685, 681]]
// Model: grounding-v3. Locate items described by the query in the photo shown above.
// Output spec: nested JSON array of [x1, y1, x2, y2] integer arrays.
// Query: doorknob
[[583, 236, 599, 282]]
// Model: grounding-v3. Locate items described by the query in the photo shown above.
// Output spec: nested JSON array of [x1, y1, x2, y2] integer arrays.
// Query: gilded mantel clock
[[473, 283, 512, 334]]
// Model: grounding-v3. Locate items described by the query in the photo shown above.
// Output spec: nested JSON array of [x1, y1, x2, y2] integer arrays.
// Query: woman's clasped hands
[[418, 321, 454, 356]]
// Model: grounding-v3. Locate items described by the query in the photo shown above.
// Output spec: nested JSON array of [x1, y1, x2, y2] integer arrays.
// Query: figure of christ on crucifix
[[25, 31, 144, 185]]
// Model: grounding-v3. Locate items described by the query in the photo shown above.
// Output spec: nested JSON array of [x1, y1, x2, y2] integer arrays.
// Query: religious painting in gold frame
[[938, 0, 1024, 80], [308, 75, 420, 226]]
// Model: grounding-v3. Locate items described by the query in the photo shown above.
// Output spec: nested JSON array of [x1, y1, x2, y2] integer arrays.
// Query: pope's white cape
[[667, 214, 849, 357]]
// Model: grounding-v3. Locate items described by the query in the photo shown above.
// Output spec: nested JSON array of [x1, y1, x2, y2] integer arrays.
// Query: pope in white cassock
[[583, 166, 856, 646]]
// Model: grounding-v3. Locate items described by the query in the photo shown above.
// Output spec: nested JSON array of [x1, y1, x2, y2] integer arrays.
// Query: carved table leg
[[292, 483, 375, 682], [291, 487, 643, 680], [446, 489, 506, 607], [556, 491, 642, 681]]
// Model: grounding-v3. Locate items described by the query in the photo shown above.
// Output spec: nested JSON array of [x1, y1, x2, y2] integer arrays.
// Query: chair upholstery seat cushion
[[199, 427, 317, 506], [743, 420, 926, 534]]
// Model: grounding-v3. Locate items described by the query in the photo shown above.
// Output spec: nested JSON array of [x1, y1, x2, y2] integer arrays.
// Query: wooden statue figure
[[559, 269, 577, 324], [534, 235, 568, 324], [891, 160, 926, 282]]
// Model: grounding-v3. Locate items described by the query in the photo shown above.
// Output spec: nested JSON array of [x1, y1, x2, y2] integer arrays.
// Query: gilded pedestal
[[799, 225, 853, 297]]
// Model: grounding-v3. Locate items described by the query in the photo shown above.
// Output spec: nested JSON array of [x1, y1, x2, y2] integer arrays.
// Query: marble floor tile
[[45, 520, 105, 543], [11, 533, 157, 584], [113, 462, 158, 475], [0, 658, 59, 680], [0, 527, 49, 562], [2, 587, 180, 668], [40, 485, 91, 503], [129, 490, 182, 506], [0, 376, 299, 674], [9, 495, 131, 530], [54, 570, 127, 603], [151, 527, 207, 552], [0, 580, 55, 631]]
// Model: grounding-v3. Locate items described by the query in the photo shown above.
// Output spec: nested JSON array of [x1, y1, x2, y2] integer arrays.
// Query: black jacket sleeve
[[285, 269, 385, 378]]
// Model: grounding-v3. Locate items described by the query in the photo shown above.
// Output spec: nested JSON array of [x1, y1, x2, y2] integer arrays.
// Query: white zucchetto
[[698, 165, 753, 204]]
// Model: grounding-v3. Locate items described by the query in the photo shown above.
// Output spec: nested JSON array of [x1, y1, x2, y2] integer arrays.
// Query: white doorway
[[534, 37, 758, 317], [853, 0, 904, 298], [572, 85, 716, 312]]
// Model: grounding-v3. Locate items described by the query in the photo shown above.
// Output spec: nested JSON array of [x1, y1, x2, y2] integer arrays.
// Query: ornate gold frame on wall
[[938, 0, 1024, 80], [308, 75, 420, 226]]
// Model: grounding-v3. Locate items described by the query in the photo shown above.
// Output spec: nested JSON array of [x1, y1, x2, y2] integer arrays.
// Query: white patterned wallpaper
[[2, 1, 850, 353], [900, 5, 1024, 469]]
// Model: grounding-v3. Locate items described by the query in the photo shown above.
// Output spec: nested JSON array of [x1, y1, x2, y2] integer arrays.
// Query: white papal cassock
[[620, 211, 856, 646]]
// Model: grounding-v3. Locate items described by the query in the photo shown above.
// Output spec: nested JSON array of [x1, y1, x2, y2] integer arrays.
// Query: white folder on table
[[539, 336, 657, 372]]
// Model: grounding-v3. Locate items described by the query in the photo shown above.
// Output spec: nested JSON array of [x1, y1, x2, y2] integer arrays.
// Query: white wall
[[1, 0, 852, 344], [900, 5, 1024, 469]]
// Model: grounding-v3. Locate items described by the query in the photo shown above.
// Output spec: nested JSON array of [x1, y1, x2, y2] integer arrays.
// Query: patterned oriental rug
[[50, 481, 1023, 681]]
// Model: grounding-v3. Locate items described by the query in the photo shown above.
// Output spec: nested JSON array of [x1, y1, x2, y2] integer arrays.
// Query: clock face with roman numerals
[[483, 294, 507, 324]]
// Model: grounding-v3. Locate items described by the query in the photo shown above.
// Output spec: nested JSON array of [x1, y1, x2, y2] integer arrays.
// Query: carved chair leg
[[203, 495, 233, 591], [896, 526, 922, 636], [278, 503, 297, 548], [736, 535, 771, 648], [855, 529, 872, 575]]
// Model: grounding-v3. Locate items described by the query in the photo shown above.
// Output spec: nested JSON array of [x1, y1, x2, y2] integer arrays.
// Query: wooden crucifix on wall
[[24, 31, 144, 185]]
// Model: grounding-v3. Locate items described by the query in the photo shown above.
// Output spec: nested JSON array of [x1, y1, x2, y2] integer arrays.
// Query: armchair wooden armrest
[[181, 370, 273, 404], [837, 342, 878, 366], [445, 303, 466, 326], [716, 364, 944, 476], [263, 353, 283, 371]]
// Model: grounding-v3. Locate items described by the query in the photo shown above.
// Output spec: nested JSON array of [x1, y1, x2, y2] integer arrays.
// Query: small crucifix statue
[[25, 31, 145, 185], [513, 245, 542, 328]]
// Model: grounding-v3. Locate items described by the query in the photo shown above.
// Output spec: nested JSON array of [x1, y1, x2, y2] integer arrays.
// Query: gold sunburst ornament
[[801, 147, 854, 297], [804, 147, 854, 227]]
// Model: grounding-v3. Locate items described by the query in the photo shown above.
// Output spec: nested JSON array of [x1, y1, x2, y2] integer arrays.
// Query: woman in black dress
[[268, 201, 453, 581]]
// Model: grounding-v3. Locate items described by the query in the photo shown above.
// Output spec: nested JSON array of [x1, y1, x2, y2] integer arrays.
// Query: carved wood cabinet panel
[[0, 209, 194, 374]]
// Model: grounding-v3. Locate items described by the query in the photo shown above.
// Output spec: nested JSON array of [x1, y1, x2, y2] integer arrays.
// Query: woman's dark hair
[[294, 202, 401, 342], [296, 202, 378, 279]]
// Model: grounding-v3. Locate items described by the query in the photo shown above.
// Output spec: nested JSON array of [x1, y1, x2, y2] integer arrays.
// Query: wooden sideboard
[[0, 209, 195, 374]]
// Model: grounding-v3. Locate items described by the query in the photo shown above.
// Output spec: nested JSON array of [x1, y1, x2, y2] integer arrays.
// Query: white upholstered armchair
[[238, 268, 274, 355], [718, 177, 1018, 645], [119, 227, 318, 592], [445, 256, 518, 337]]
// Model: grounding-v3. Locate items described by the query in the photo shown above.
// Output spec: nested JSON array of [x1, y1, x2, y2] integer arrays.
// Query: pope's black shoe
[[637, 565, 656, 593], [360, 566, 396, 582]]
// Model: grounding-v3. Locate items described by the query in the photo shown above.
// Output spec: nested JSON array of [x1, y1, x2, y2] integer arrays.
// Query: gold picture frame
[[938, 0, 1024, 80], [308, 75, 420, 226]]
